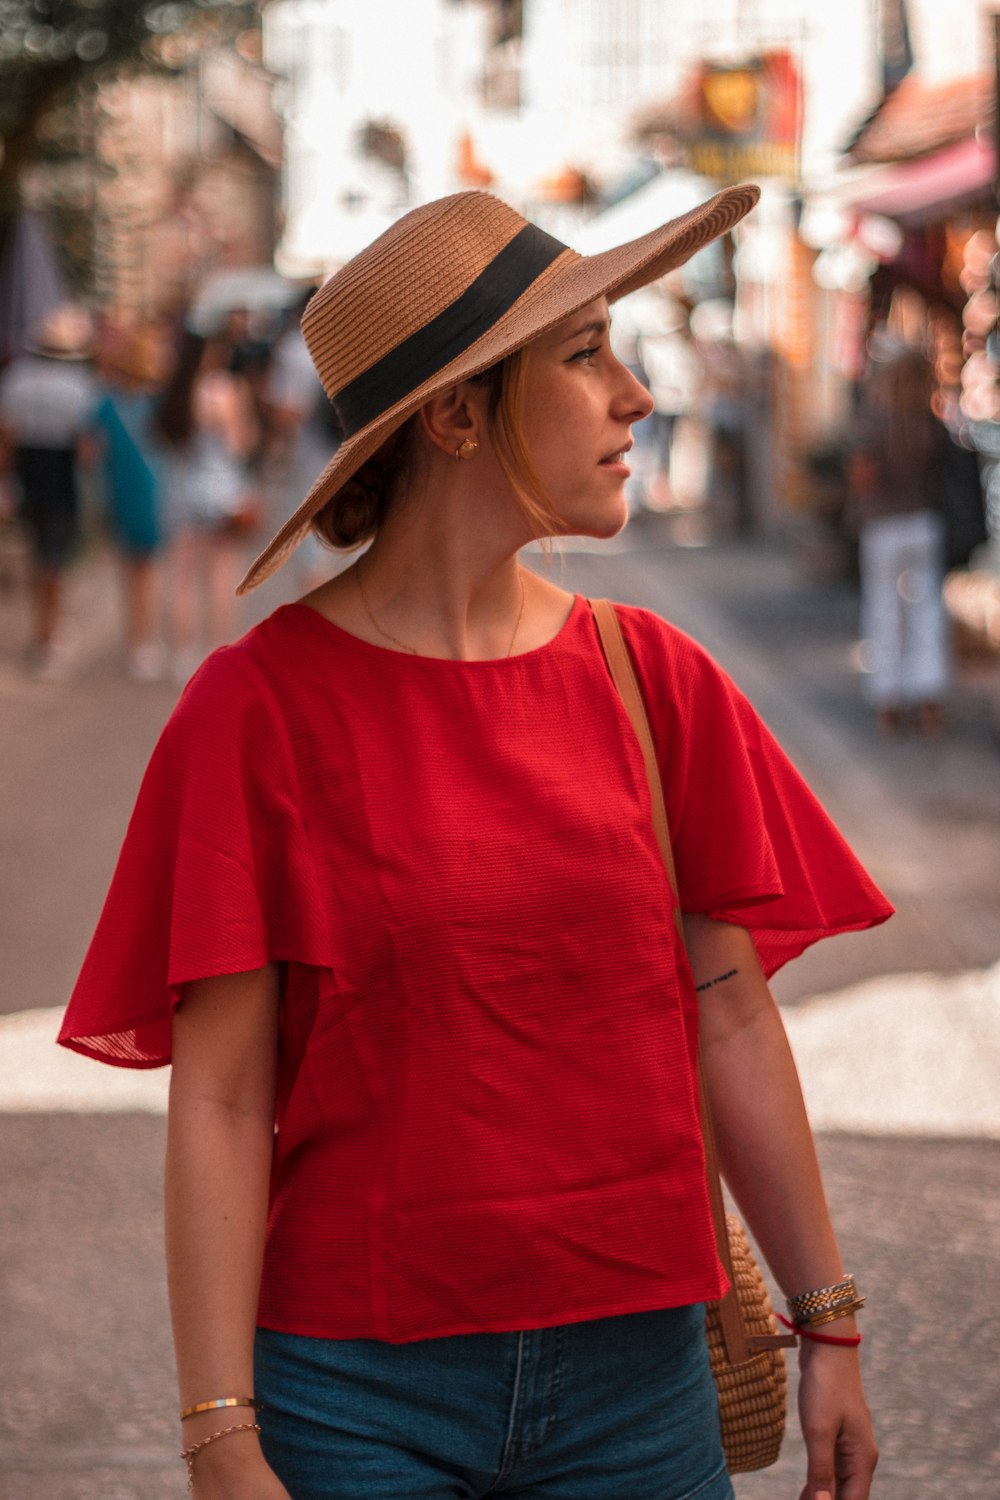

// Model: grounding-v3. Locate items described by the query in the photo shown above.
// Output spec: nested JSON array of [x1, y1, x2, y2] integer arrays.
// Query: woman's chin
[[553, 500, 630, 542], [580, 509, 630, 542]]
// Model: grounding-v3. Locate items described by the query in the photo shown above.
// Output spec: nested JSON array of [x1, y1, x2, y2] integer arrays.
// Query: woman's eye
[[571, 345, 600, 365]]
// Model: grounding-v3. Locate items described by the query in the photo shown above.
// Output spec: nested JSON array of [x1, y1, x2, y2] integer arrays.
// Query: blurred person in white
[[638, 296, 702, 509], [154, 327, 261, 682], [851, 290, 950, 734], [0, 304, 98, 677]]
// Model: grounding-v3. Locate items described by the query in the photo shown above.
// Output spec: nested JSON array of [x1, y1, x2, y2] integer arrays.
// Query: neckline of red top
[[285, 591, 587, 667]]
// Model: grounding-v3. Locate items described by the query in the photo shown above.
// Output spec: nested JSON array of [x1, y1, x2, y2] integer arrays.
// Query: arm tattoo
[[694, 968, 739, 994]]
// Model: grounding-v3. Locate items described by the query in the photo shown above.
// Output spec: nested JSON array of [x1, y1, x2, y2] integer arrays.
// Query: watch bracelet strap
[[589, 598, 793, 1364]]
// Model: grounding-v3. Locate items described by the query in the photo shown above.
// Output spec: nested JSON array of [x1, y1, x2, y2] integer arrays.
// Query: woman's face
[[515, 298, 653, 538]]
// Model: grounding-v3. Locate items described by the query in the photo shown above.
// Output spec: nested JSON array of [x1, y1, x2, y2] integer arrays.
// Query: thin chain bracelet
[[181, 1420, 261, 1490]]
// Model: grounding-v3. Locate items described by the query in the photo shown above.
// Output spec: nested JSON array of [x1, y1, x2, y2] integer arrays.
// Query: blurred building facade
[[93, 47, 281, 317], [260, 0, 999, 547], [263, 0, 491, 275], [14, 38, 281, 321]]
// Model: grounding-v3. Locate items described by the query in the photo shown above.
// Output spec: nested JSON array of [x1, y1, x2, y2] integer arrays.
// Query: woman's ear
[[418, 381, 486, 460]]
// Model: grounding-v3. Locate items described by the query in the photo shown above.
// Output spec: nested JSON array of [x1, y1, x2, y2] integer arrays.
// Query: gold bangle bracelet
[[180, 1395, 259, 1422], [797, 1298, 866, 1330]]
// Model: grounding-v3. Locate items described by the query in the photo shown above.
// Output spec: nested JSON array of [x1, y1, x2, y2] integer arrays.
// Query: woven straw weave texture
[[706, 1215, 788, 1474]]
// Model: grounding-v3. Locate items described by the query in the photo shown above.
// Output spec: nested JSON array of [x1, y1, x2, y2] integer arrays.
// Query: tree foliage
[[0, 1, 260, 189]]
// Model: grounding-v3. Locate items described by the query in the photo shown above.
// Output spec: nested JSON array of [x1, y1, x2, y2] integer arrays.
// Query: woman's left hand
[[796, 1343, 878, 1500]]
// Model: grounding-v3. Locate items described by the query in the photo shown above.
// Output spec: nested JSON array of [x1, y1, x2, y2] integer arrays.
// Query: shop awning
[[827, 135, 996, 228]]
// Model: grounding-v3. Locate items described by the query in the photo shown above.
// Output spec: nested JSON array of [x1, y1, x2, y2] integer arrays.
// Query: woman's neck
[[353, 521, 529, 661], [304, 467, 571, 661]]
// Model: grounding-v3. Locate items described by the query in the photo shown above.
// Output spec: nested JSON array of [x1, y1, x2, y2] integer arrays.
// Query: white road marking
[[3, 964, 999, 1134], [783, 962, 1000, 1139], [1, 1008, 169, 1112]]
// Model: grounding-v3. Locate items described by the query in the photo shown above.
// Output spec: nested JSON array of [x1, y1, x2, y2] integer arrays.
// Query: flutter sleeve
[[58, 646, 327, 1067], [622, 609, 893, 977]]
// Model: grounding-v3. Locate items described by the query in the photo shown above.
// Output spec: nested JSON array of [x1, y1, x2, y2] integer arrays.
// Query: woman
[[61, 186, 889, 1500], [155, 328, 260, 681]]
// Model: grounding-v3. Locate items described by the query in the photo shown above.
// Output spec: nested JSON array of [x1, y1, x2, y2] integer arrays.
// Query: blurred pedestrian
[[62, 186, 887, 1500], [262, 291, 340, 590], [155, 328, 261, 681], [0, 305, 97, 676], [639, 300, 702, 509], [692, 301, 749, 533], [851, 314, 951, 733], [92, 323, 170, 680]]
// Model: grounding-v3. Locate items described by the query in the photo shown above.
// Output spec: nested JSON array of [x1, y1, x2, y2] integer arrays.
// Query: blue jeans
[[254, 1304, 733, 1499]]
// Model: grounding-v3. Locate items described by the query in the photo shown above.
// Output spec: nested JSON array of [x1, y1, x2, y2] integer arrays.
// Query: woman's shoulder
[[602, 601, 753, 739], [167, 612, 302, 739], [610, 600, 720, 678]]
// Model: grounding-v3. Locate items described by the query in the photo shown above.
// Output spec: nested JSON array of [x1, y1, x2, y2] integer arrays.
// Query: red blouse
[[60, 597, 892, 1343]]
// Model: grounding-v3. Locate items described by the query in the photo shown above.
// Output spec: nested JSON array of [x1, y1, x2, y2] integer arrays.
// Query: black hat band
[[332, 223, 567, 439]]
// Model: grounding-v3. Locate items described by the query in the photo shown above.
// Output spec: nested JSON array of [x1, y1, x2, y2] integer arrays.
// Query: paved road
[[2, 518, 998, 1497]]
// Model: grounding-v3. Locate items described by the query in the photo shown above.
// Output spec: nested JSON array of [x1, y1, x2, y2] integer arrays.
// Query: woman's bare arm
[[165, 964, 291, 1498], [683, 913, 878, 1500]]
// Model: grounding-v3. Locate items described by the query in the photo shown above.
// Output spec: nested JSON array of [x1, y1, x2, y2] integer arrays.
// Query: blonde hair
[[312, 349, 561, 550]]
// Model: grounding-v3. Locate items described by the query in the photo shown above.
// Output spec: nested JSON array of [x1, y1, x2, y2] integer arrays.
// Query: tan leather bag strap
[[590, 598, 792, 1364]]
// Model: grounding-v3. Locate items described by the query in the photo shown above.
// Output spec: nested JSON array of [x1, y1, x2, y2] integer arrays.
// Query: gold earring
[[455, 439, 479, 460]]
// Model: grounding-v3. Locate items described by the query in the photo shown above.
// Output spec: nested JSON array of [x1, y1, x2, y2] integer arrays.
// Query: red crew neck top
[[60, 597, 892, 1343]]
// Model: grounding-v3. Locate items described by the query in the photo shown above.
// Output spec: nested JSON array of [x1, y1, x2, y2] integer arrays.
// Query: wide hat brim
[[239, 182, 760, 593]]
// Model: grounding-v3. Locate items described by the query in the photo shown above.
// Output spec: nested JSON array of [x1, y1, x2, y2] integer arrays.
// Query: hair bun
[[315, 462, 384, 548], [312, 420, 417, 550]]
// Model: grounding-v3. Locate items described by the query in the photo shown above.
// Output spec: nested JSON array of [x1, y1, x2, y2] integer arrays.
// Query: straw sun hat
[[239, 182, 760, 593]]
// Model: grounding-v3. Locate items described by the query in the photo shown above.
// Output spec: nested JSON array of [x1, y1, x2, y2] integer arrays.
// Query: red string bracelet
[[777, 1313, 863, 1347]]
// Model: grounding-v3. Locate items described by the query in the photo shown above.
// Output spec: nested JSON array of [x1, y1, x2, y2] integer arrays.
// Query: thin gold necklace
[[354, 564, 526, 658]]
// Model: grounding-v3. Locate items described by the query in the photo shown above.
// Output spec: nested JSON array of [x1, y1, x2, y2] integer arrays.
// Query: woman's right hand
[[188, 1431, 293, 1499]]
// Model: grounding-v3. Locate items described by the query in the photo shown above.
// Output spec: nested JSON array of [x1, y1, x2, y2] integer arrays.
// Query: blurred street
[[2, 516, 999, 1498]]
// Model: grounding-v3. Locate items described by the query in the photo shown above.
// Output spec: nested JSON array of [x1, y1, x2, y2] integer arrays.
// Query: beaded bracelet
[[786, 1274, 865, 1329], [181, 1420, 261, 1489], [180, 1395, 259, 1421]]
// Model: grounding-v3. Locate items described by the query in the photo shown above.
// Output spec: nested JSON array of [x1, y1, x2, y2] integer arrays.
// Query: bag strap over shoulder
[[589, 598, 794, 1365]]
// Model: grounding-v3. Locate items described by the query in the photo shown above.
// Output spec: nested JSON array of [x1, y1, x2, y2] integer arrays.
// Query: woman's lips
[[598, 446, 631, 474]]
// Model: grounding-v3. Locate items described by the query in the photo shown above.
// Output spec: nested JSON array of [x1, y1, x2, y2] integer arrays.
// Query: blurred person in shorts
[[0, 305, 98, 676]]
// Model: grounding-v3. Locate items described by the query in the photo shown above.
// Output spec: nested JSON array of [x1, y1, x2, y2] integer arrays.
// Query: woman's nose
[[619, 364, 654, 421]]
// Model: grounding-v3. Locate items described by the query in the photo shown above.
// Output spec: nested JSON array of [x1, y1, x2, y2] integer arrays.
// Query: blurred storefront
[[799, 68, 997, 579], [634, 49, 809, 537]]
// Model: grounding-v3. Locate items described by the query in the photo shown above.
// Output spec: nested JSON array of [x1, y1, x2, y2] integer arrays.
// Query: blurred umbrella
[[0, 209, 68, 364], [573, 171, 710, 254], [187, 266, 301, 336]]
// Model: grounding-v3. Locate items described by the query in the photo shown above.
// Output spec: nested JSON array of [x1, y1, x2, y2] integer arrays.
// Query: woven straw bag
[[592, 600, 796, 1474], [705, 1216, 789, 1471]]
